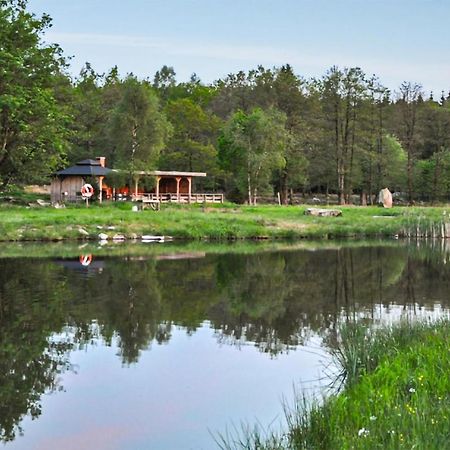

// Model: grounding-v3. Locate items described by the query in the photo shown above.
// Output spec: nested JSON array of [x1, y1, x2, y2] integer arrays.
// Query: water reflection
[[1, 242, 450, 445]]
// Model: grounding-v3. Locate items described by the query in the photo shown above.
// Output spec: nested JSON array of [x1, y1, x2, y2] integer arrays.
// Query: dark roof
[[56, 160, 112, 177]]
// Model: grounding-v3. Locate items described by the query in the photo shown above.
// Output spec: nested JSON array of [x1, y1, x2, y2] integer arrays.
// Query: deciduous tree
[[0, 0, 69, 185]]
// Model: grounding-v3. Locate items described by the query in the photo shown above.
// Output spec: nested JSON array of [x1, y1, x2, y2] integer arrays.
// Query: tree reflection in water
[[1, 242, 450, 441]]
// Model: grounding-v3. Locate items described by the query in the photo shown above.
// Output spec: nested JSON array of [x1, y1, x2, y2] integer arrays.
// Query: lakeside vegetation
[[2, 200, 450, 241], [2, 2, 450, 447], [2, 1, 450, 206], [219, 320, 450, 450]]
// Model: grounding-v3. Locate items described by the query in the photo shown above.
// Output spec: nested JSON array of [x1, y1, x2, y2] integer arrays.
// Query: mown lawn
[[0, 201, 450, 241]]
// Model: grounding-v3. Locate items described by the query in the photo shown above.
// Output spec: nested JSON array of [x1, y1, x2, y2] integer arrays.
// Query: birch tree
[[219, 108, 287, 204]]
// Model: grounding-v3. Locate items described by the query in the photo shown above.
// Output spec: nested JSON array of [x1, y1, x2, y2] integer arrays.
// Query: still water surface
[[1, 241, 449, 449]]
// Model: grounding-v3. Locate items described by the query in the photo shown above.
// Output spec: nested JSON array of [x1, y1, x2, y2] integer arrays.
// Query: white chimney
[[96, 156, 106, 167]]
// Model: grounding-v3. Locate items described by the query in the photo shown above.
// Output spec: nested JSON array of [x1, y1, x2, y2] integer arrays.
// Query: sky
[[28, 0, 450, 94]]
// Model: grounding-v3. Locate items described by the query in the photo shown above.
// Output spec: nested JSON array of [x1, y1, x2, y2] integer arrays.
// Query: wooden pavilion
[[131, 170, 223, 204], [51, 157, 112, 203], [51, 157, 223, 204]]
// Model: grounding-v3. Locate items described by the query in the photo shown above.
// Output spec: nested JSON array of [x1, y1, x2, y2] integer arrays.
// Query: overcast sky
[[28, 0, 450, 95]]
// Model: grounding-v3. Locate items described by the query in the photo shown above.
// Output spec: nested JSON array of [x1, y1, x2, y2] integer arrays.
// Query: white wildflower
[[370, 415, 377, 421], [358, 428, 369, 437], [409, 387, 416, 393]]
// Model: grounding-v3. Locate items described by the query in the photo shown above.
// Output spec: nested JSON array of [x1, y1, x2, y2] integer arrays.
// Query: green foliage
[[289, 320, 450, 449], [1, 0, 450, 202], [0, 0, 69, 185], [220, 320, 450, 449], [108, 76, 171, 171], [220, 108, 288, 204], [160, 98, 222, 189]]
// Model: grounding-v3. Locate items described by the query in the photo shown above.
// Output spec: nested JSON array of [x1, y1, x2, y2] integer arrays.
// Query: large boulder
[[378, 188, 393, 208], [305, 208, 342, 217]]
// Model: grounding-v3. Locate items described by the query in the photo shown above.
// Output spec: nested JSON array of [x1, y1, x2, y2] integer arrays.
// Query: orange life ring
[[81, 183, 94, 198], [79, 254, 93, 266]]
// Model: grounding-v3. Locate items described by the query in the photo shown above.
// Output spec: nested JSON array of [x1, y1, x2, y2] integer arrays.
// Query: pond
[[1, 240, 449, 449]]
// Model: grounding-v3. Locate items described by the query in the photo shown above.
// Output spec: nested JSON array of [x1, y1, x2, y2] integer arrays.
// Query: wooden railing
[[132, 193, 224, 204]]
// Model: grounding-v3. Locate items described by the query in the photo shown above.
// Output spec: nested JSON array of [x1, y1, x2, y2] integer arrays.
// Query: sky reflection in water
[[1, 241, 450, 449]]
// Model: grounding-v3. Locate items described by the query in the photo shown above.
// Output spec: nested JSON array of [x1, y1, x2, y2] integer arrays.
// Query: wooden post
[[187, 177, 192, 203], [175, 177, 181, 202], [156, 176, 161, 201], [134, 177, 139, 197], [98, 176, 103, 203]]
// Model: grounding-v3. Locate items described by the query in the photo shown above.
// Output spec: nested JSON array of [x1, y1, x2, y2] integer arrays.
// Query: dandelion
[[358, 428, 369, 437], [406, 403, 416, 414], [409, 387, 416, 393]]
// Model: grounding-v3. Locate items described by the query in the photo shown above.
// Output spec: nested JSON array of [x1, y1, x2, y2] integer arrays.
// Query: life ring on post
[[81, 183, 94, 199]]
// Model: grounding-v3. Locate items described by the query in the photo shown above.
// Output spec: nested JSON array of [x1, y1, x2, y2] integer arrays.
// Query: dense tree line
[[2, 0, 450, 203]]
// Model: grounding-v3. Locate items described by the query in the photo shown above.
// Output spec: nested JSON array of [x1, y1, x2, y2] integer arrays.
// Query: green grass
[[1, 200, 450, 241], [289, 320, 450, 449], [220, 320, 450, 450]]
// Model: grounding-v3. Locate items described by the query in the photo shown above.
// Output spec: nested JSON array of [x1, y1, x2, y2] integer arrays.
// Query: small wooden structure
[[51, 158, 224, 204], [131, 170, 224, 204], [51, 157, 112, 203]]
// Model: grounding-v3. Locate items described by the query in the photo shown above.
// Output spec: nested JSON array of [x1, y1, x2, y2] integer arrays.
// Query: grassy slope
[[0, 201, 449, 241], [220, 321, 450, 450], [288, 321, 450, 450]]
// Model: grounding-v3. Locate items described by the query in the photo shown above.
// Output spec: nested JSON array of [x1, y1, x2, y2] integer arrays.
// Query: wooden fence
[[132, 193, 224, 204]]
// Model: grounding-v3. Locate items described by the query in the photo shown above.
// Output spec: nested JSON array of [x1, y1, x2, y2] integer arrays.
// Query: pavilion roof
[[133, 170, 207, 178], [56, 160, 112, 177]]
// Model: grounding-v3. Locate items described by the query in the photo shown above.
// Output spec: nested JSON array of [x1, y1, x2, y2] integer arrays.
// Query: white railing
[[132, 193, 224, 204]]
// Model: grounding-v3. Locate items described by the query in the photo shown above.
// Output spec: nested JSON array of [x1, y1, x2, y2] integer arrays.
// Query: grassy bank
[[219, 320, 450, 449], [1, 200, 450, 241]]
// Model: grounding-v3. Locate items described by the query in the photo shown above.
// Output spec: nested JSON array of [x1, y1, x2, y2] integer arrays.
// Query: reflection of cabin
[[51, 157, 111, 203], [51, 157, 224, 204]]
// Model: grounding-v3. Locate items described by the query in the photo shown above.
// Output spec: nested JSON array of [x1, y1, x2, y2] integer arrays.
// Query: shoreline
[[1, 203, 450, 242], [220, 319, 450, 449]]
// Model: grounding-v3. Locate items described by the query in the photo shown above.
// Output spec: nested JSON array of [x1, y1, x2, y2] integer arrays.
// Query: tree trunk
[[253, 186, 258, 205], [360, 192, 367, 206], [279, 168, 289, 205], [407, 148, 413, 204], [247, 169, 252, 205]]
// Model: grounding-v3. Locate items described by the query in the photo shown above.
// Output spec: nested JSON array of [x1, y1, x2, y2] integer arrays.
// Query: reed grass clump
[[219, 319, 450, 449], [289, 320, 450, 449]]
